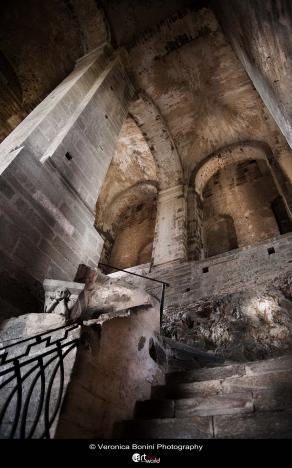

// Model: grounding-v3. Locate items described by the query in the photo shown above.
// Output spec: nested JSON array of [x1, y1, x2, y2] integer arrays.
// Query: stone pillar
[[187, 186, 204, 261], [152, 185, 187, 266], [0, 45, 134, 315]]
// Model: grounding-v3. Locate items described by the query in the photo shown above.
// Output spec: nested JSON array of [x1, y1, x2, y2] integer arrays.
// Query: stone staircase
[[115, 353, 292, 438]]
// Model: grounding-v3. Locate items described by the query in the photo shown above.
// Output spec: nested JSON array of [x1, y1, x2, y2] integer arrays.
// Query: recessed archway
[[95, 116, 159, 270], [188, 141, 292, 259]]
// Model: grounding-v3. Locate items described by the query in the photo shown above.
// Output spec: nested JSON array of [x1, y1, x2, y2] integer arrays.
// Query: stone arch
[[129, 93, 183, 190], [187, 140, 292, 260], [96, 181, 158, 268], [190, 141, 274, 196], [95, 114, 160, 269], [96, 181, 158, 235]]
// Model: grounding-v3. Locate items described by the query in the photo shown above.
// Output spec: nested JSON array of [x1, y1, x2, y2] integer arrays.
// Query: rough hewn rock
[[163, 273, 292, 361]]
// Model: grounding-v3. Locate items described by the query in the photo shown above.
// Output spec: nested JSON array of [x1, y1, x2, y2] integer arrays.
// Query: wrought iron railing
[[0, 265, 168, 439], [99, 262, 170, 327], [0, 321, 81, 439]]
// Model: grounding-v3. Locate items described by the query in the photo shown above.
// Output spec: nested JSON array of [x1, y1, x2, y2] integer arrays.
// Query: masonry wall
[[0, 46, 134, 316], [109, 213, 156, 269], [215, 0, 292, 151], [152, 185, 187, 266], [203, 159, 280, 256], [152, 232, 292, 303], [56, 304, 164, 438], [107, 232, 292, 360]]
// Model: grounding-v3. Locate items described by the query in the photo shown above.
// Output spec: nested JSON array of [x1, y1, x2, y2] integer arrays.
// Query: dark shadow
[[204, 214, 238, 257], [271, 196, 292, 234]]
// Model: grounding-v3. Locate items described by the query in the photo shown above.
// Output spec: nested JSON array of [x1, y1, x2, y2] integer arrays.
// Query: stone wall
[[109, 205, 156, 269], [152, 185, 187, 266], [108, 232, 292, 361], [129, 6, 292, 178], [203, 159, 281, 255], [215, 0, 292, 151], [56, 303, 164, 438], [0, 46, 134, 318], [0, 0, 109, 142]]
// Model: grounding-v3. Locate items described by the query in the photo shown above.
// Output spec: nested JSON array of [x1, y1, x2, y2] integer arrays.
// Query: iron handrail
[[99, 262, 170, 286], [0, 264, 170, 439], [99, 262, 170, 328], [0, 322, 81, 365], [0, 321, 81, 352], [0, 320, 81, 439]]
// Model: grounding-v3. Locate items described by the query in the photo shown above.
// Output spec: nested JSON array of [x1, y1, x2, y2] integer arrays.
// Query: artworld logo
[[132, 453, 160, 463]]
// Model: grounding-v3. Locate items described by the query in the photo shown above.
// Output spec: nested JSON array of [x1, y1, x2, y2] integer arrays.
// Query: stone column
[[152, 184, 187, 266], [187, 186, 204, 261], [0, 45, 134, 315]]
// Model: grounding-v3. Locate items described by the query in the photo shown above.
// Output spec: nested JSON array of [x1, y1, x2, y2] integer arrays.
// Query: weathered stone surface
[[160, 265, 292, 361], [0, 313, 66, 343], [252, 388, 292, 412], [56, 301, 164, 438], [0, 0, 109, 142], [69, 267, 154, 321], [175, 392, 254, 417], [245, 354, 292, 375], [2, 0, 292, 442], [152, 379, 222, 400], [213, 410, 292, 439], [167, 364, 245, 385], [0, 46, 134, 319], [216, 0, 292, 152], [222, 370, 292, 394]]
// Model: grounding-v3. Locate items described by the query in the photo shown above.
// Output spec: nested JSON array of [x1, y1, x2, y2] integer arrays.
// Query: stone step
[[174, 392, 253, 417], [252, 388, 292, 412], [154, 368, 292, 399], [244, 354, 292, 376], [152, 379, 222, 399], [115, 416, 213, 439], [116, 410, 292, 439], [213, 409, 292, 438], [166, 363, 245, 385], [135, 392, 253, 419], [222, 369, 292, 393], [164, 337, 224, 370]]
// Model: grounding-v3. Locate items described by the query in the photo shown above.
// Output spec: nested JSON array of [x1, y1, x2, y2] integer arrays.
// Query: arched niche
[[96, 181, 158, 270], [129, 93, 183, 190], [188, 141, 292, 260], [95, 116, 159, 270]]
